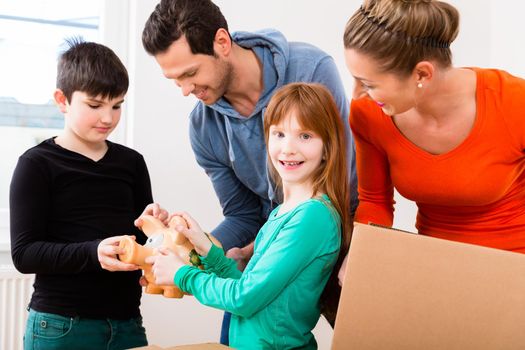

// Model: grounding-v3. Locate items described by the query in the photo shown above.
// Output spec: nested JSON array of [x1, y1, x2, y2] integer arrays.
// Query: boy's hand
[[172, 212, 212, 257], [98, 236, 139, 271], [135, 203, 169, 227], [145, 247, 185, 286], [139, 275, 149, 287], [226, 241, 254, 271]]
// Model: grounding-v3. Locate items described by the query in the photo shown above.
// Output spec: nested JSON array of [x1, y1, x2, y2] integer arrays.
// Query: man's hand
[[98, 236, 139, 272], [145, 247, 185, 286], [226, 241, 254, 271], [135, 203, 169, 227]]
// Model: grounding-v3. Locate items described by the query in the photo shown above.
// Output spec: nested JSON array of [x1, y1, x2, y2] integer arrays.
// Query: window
[[0, 0, 104, 247]]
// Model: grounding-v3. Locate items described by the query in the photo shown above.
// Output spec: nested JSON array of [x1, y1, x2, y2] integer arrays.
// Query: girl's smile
[[268, 110, 324, 190]]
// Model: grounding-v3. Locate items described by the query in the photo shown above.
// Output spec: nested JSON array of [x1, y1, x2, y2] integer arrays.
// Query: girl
[[147, 83, 352, 349]]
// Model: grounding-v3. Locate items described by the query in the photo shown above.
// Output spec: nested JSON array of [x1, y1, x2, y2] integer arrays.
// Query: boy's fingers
[[103, 259, 138, 272], [139, 276, 148, 287]]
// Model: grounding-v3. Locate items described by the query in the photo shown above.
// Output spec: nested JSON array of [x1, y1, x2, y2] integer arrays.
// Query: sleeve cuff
[[201, 244, 224, 269], [174, 265, 194, 290], [90, 239, 102, 269]]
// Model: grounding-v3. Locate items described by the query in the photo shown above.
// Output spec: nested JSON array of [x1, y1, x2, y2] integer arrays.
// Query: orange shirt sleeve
[[349, 99, 395, 226]]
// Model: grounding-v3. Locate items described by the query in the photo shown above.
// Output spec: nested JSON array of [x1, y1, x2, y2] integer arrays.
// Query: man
[[142, 0, 358, 343]]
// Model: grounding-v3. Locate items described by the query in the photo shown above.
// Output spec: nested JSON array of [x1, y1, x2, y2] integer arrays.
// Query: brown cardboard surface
[[131, 343, 229, 350], [332, 223, 525, 350]]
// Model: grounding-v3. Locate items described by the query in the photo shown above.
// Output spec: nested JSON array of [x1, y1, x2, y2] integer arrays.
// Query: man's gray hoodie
[[189, 29, 357, 251]]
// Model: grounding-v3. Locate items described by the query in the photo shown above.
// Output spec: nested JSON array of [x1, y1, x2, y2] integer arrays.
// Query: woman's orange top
[[350, 68, 525, 252]]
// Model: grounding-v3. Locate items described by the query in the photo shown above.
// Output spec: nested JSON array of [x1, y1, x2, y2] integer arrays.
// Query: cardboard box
[[332, 223, 525, 349], [132, 344, 230, 350]]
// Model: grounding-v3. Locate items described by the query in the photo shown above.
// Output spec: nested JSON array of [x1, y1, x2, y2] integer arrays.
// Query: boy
[[10, 38, 154, 350]]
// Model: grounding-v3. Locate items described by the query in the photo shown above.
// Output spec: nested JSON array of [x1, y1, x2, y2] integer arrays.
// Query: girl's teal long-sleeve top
[[174, 196, 341, 349]]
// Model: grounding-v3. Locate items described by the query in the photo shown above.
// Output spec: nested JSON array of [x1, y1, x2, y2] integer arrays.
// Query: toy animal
[[118, 214, 216, 298]]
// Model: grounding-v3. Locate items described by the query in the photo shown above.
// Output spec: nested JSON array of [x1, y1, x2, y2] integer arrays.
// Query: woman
[[340, 0, 525, 282]]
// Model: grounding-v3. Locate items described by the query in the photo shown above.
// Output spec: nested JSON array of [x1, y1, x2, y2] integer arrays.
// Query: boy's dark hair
[[57, 37, 129, 102], [142, 0, 229, 56]]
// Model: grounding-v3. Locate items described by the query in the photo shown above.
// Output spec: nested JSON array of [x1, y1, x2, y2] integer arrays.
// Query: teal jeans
[[24, 309, 148, 350]]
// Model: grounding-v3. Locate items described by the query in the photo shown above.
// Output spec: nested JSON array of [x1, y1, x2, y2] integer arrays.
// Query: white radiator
[[0, 265, 33, 350]]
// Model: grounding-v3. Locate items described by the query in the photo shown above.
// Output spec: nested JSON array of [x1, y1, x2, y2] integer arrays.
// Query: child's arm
[[201, 244, 242, 279], [10, 157, 103, 274], [171, 211, 242, 279], [175, 201, 340, 318], [97, 235, 141, 271]]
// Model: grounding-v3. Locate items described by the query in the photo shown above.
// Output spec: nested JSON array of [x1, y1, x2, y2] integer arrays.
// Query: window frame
[[0, 0, 130, 251]]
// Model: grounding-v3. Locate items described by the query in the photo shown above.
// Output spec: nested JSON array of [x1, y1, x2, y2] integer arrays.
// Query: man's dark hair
[[142, 0, 229, 56], [57, 37, 129, 102]]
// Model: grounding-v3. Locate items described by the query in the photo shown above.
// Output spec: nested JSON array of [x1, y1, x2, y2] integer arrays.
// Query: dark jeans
[[220, 311, 231, 345], [24, 309, 147, 350]]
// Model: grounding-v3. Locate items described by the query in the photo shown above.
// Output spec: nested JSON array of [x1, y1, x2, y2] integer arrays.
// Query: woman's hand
[[338, 253, 349, 286], [145, 247, 185, 286], [98, 235, 139, 272], [135, 203, 169, 227], [171, 211, 212, 257]]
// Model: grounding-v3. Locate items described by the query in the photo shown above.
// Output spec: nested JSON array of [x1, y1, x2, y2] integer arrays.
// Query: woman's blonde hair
[[344, 0, 460, 76], [264, 82, 352, 325]]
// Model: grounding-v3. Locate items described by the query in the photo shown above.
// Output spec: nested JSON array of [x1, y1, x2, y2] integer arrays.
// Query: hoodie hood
[[200, 29, 290, 204]]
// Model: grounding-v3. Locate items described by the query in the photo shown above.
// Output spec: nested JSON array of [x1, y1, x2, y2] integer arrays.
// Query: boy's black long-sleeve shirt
[[10, 138, 153, 319]]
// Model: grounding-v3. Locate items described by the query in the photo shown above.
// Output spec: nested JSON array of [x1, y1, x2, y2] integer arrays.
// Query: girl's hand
[[145, 247, 185, 286], [172, 211, 212, 257], [135, 203, 169, 227], [98, 235, 139, 272]]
